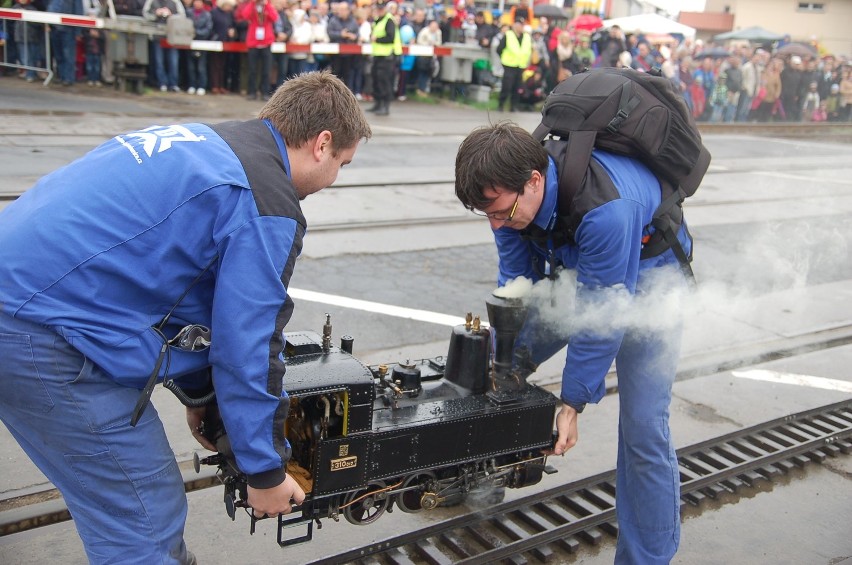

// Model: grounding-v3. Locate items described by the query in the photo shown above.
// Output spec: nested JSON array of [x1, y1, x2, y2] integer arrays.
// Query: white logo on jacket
[[117, 125, 206, 161]]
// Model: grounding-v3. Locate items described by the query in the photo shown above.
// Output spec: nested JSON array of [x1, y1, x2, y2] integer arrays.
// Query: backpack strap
[[640, 185, 697, 287]]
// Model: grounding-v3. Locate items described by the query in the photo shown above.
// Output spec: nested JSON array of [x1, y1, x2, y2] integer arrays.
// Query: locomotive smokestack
[[485, 293, 528, 390]]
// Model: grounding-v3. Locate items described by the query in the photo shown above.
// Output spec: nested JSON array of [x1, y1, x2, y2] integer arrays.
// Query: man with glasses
[[455, 121, 690, 564]]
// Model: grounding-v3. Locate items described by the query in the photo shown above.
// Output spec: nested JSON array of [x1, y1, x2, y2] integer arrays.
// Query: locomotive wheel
[[396, 472, 437, 513], [343, 481, 390, 525]]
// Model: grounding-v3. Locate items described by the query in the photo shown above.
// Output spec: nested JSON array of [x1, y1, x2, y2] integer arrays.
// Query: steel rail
[[308, 399, 852, 565]]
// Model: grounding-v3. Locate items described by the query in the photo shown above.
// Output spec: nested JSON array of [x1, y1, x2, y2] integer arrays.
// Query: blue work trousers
[[612, 321, 682, 564], [517, 272, 683, 564], [0, 312, 193, 564]]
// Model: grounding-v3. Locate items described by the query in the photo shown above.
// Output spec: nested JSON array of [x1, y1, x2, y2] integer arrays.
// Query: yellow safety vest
[[501, 31, 532, 69], [372, 13, 402, 57]]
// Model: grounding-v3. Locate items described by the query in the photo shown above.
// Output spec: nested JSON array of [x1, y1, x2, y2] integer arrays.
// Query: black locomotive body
[[197, 295, 560, 544]]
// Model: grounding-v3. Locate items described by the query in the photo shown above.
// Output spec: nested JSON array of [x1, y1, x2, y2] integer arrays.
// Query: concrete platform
[[1, 76, 851, 563]]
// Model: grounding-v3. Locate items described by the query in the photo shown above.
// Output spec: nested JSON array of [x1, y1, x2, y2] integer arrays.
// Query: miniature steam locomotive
[[193, 294, 560, 545]]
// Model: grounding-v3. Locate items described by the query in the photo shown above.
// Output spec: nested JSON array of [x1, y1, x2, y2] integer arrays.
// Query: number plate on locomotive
[[330, 455, 358, 471]]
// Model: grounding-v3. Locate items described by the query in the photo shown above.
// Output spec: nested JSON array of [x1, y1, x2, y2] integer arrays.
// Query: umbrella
[[570, 14, 604, 31], [775, 42, 818, 58], [694, 47, 732, 60], [533, 4, 570, 20], [713, 26, 784, 43]]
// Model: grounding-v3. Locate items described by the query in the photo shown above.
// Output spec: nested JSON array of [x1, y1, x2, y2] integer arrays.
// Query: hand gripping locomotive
[[192, 294, 559, 545]]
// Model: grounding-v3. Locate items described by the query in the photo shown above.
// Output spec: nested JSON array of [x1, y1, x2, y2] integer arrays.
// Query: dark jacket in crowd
[[326, 13, 359, 44], [210, 6, 236, 42]]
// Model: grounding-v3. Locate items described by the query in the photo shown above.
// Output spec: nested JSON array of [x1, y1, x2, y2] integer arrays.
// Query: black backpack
[[530, 67, 711, 282]]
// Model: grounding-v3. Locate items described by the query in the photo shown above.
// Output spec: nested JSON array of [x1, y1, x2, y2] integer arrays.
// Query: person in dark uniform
[[369, 0, 401, 116]]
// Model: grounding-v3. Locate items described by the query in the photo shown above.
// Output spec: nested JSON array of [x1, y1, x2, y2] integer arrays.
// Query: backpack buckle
[[606, 109, 629, 133]]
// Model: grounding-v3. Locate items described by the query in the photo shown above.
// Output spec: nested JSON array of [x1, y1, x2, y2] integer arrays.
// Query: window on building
[[797, 2, 825, 12]]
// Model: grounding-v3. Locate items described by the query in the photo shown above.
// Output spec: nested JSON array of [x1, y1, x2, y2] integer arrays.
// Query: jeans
[[186, 50, 208, 90], [152, 41, 179, 88], [0, 312, 193, 564], [51, 26, 77, 83], [85, 53, 101, 82]]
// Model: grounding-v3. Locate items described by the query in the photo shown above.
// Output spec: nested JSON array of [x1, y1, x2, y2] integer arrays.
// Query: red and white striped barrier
[[0, 8, 455, 56], [0, 8, 103, 28]]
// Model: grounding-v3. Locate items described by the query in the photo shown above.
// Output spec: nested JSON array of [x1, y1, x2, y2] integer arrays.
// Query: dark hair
[[454, 122, 548, 211]]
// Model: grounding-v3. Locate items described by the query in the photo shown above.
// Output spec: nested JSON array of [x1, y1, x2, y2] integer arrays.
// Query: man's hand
[[543, 403, 579, 456], [186, 406, 217, 452], [248, 474, 306, 517]]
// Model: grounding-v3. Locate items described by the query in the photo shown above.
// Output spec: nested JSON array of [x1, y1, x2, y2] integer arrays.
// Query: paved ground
[[0, 76, 851, 564]]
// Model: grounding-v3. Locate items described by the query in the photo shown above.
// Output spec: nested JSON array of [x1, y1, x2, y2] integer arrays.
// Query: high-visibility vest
[[501, 31, 532, 69], [372, 13, 402, 57]]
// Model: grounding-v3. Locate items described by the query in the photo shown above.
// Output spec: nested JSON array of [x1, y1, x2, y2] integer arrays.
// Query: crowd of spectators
[[476, 18, 852, 121], [1, 0, 851, 121]]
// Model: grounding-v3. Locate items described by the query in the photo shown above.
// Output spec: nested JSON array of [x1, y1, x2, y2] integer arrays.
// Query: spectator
[[692, 57, 715, 121], [802, 81, 820, 121], [270, 0, 292, 92], [288, 9, 311, 77], [518, 66, 544, 109], [780, 55, 804, 121], [396, 21, 416, 100], [738, 49, 763, 122], [415, 19, 441, 95], [554, 31, 580, 83], [722, 54, 742, 122], [630, 41, 653, 72], [13, 0, 40, 82], [327, 1, 360, 91], [369, 0, 400, 116], [143, 0, 185, 92], [840, 66, 852, 121], [710, 71, 728, 122], [574, 33, 595, 69], [353, 6, 372, 101], [688, 75, 706, 119], [84, 28, 104, 86], [236, 0, 278, 101], [825, 82, 842, 121], [754, 58, 782, 122], [496, 18, 531, 112], [48, 0, 84, 86], [185, 0, 212, 95], [209, 0, 236, 95], [308, 9, 330, 72]]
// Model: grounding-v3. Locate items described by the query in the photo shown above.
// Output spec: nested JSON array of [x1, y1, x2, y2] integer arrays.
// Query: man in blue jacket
[[455, 122, 689, 564], [0, 71, 371, 564]]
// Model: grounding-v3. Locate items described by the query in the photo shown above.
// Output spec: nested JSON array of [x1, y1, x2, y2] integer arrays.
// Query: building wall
[[704, 0, 851, 57]]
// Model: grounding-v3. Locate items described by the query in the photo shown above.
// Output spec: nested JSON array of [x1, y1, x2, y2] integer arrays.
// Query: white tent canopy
[[602, 13, 696, 38]]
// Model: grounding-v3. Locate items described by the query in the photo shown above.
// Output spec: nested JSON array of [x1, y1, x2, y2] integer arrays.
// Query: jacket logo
[[116, 125, 205, 162]]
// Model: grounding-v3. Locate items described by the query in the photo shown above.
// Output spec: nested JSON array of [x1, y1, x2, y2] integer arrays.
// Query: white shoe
[[355, 93, 363, 101], [170, 86, 181, 93], [160, 85, 168, 92], [187, 87, 196, 95], [196, 88, 205, 96], [397, 95, 406, 101]]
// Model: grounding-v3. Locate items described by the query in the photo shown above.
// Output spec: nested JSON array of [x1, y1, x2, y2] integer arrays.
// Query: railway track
[[1, 323, 851, 539], [307, 399, 852, 565]]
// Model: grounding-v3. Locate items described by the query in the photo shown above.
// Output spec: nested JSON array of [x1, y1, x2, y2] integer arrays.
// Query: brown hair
[[454, 122, 548, 211], [259, 70, 371, 156]]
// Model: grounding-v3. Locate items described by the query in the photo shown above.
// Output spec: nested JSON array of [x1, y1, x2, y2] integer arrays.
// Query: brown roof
[[678, 11, 734, 32]]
